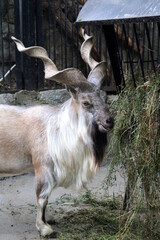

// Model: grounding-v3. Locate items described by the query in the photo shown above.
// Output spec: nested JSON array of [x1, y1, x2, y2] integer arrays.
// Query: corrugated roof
[[76, 0, 160, 24]]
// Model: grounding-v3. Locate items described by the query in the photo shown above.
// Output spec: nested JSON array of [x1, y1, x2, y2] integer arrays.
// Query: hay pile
[[109, 74, 160, 207]]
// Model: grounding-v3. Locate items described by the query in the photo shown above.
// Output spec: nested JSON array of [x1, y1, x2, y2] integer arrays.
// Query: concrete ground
[[0, 163, 125, 240]]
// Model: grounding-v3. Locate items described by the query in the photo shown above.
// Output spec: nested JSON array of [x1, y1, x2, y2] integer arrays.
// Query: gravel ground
[[0, 163, 125, 240]]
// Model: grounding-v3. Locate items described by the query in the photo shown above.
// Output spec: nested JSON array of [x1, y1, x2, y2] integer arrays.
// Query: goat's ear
[[68, 87, 79, 100]]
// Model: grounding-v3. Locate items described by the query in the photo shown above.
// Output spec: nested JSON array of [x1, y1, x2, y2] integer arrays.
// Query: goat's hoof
[[40, 223, 54, 237]]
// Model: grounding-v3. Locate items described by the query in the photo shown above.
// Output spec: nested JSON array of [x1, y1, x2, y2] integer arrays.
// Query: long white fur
[[0, 98, 96, 190], [47, 98, 95, 189]]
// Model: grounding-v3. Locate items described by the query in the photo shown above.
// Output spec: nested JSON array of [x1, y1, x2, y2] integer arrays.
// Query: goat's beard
[[91, 121, 108, 167]]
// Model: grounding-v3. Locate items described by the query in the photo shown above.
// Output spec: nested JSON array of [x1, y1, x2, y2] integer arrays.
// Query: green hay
[[108, 73, 160, 208], [44, 193, 160, 240]]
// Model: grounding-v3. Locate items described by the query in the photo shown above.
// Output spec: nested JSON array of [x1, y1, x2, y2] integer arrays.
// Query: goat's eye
[[82, 101, 92, 108]]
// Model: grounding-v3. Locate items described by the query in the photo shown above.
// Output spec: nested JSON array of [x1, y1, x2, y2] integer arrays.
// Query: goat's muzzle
[[106, 116, 114, 129], [98, 115, 114, 133]]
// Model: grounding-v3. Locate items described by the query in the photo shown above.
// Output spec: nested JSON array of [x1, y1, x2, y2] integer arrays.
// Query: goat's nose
[[106, 117, 114, 129]]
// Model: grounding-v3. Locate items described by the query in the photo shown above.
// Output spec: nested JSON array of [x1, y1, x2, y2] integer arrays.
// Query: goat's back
[[0, 104, 56, 176]]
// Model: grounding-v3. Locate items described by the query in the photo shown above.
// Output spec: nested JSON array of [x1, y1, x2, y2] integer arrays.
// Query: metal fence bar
[[95, 25, 99, 59], [51, 0, 56, 88], [133, 23, 145, 79], [53, 0, 56, 64], [99, 25, 102, 60], [126, 23, 129, 71], [142, 23, 145, 67], [64, 0, 68, 68], [120, 24, 124, 69], [157, 22, 160, 65], [70, 0, 74, 67], [131, 23, 135, 63], [6, 0, 12, 86], [47, 0, 51, 57], [14, 0, 23, 89], [103, 24, 124, 91], [76, 1, 79, 69], [0, 0, 5, 87], [145, 22, 156, 73], [152, 22, 155, 52], [60, 0, 63, 70], [35, 0, 44, 89], [122, 24, 136, 87], [0, 64, 16, 83]]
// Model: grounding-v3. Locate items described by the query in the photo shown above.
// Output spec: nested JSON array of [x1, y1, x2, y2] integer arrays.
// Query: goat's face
[[72, 89, 114, 133]]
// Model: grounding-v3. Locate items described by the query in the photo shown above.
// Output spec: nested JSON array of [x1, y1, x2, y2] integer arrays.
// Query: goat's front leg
[[35, 166, 55, 237]]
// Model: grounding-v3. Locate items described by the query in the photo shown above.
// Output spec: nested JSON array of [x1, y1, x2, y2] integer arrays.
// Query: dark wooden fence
[[0, 0, 160, 93], [14, 0, 44, 90]]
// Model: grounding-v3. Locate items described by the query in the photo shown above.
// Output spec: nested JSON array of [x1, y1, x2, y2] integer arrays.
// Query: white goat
[[0, 30, 114, 237]]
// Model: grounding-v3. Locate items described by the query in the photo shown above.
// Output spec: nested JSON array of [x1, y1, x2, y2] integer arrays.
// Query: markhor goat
[[0, 30, 114, 237]]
